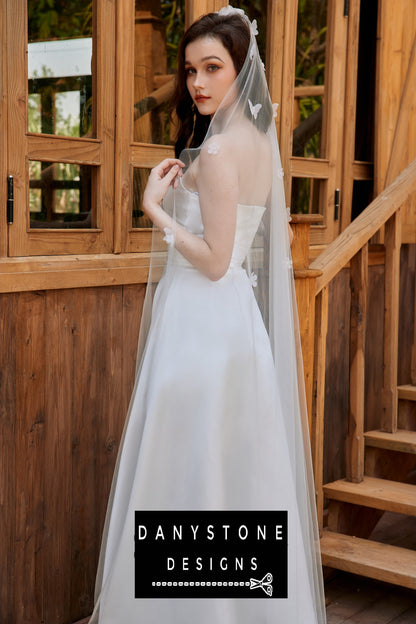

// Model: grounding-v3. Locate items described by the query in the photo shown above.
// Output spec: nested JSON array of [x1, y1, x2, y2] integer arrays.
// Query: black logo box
[[134, 510, 288, 599]]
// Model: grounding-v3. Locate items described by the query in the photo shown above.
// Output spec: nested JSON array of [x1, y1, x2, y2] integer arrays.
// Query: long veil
[[91, 6, 326, 624]]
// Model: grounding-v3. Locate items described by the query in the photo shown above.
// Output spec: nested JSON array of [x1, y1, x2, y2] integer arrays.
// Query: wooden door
[[6, 0, 116, 257]]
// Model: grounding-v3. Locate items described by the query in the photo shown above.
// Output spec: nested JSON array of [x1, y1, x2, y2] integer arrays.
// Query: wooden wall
[[0, 284, 144, 624], [375, 0, 416, 242]]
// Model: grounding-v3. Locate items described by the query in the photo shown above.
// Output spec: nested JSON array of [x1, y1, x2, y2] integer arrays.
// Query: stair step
[[320, 530, 416, 590], [398, 384, 416, 401], [323, 476, 416, 516], [365, 429, 416, 454]]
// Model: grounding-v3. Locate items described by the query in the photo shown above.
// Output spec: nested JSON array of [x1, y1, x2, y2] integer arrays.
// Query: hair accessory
[[217, 6, 246, 20]]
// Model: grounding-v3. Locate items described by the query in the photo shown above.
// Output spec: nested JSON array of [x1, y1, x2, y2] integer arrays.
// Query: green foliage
[[28, 0, 92, 41], [161, 0, 185, 70]]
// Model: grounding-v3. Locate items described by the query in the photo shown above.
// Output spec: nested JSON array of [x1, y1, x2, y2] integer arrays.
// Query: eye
[[185, 67, 196, 76], [207, 64, 220, 72]]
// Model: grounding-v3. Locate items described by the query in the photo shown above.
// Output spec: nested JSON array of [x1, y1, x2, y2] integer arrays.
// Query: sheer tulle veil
[[91, 6, 326, 623]]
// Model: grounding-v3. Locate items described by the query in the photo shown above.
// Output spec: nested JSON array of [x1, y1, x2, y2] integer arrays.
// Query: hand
[[143, 158, 185, 211]]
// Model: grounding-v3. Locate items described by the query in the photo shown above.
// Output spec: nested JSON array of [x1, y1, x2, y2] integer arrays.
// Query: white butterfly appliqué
[[248, 99, 262, 120]]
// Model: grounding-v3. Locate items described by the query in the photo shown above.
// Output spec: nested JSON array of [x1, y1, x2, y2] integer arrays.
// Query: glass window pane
[[29, 160, 94, 228], [133, 1, 185, 145], [293, 0, 327, 158], [132, 167, 152, 229], [291, 177, 326, 215], [28, 0, 94, 138]]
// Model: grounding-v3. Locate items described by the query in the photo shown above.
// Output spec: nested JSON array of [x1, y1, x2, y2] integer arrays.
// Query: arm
[[142, 142, 238, 281]]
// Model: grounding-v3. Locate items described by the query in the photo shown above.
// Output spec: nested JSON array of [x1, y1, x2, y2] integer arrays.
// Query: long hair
[[171, 12, 251, 158]]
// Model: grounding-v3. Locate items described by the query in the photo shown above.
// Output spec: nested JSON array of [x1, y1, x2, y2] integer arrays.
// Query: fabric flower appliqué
[[277, 167, 284, 179], [248, 99, 262, 120], [286, 206, 292, 223], [250, 19, 259, 36], [272, 103, 279, 118], [207, 142, 220, 155], [249, 272, 258, 288], [218, 6, 245, 19], [162, 227, 174, 246]]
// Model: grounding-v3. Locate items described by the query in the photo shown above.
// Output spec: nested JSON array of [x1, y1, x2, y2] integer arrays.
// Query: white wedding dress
[[90, 179, 320, 623]]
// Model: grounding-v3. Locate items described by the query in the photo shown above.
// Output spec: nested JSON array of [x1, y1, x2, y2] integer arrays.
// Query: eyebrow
[[184, 55, 224, 65]]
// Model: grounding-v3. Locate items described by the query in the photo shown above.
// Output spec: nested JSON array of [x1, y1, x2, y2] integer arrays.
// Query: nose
[[193, 71, 204, 90]]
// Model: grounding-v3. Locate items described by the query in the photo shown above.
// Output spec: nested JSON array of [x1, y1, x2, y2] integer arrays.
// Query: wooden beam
[[27, 135, 101, 165], [382, 209, 401, 432], [311, 158, 416, 294], [115, 0, 134, 253], [312, 286, 328, 532], [0, 0, 8, 257], [341, 0, 361, 231], [185, 0, 226, 27], [346, 244, 368, 482]]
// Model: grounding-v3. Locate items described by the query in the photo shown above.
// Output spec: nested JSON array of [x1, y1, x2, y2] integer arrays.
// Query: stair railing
[[294, 158, 416, 531]]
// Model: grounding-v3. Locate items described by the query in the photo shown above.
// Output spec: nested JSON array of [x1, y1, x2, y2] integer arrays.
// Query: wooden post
[[291, 215, 322, 433], [347, 244, 368, 483], [382, 209, 401, 431], [312, 285, 328, 531], [185, 0, 226, 27]]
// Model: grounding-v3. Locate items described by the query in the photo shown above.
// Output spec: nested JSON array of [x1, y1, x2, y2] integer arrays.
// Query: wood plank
[[185, 0, 226, 27], [70, 288, 100, 620], [311, 159, 416, 294], [0, 0, 7, 258], [365, 430, 416, 454], [397, 384, 416, 401], [352, 161, 374, 181], [0, 293, 17, 624], [14, 292, 46, 622], [290, 156, 330, 178], [27, 135, 101, 165], [340, 0, 361, 231], [279, 0, 297, 202], [323, 477, 416, 516], [266, 0, 285, 138], [312, 286, 328, 531], [130, 143, 174, 166], [347, 245, 368, 482], [42, 290, 73, 623], [114, 0, 134, 252], [382, 210, 401, 431], [0, 252, 157, 293], [320, 530, 416, 590], [294, 274, 316, 431]]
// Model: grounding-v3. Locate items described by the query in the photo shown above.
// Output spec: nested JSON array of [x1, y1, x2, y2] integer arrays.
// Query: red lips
[[195, 95, 210, 102]]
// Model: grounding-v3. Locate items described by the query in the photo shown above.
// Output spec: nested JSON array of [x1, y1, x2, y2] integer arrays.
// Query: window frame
[[6, 0, 116, 257]]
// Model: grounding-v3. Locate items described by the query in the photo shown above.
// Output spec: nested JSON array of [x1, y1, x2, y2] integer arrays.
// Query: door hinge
[[7, 175, 13, 224], [334, 188, 340, 221], [344, 0, 349, 17]]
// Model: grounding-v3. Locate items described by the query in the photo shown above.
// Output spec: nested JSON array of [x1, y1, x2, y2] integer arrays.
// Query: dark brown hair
[[171, 12, 251, 157]]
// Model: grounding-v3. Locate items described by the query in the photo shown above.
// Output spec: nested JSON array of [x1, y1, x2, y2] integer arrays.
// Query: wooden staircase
[[303, 160, 416, 590], [321, 384, 416, 590]]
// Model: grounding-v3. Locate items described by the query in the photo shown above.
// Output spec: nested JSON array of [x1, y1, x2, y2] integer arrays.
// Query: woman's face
[[185, 36, 237, 117]]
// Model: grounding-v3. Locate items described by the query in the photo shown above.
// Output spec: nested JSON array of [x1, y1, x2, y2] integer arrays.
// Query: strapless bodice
[[165, 180, 265, 271]]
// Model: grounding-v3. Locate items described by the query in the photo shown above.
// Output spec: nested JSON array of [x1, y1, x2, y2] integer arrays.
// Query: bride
[[89, 6, 326, 623]]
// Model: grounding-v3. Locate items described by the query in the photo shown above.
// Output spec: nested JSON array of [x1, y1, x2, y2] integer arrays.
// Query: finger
[[165, 164, 180, 183]]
